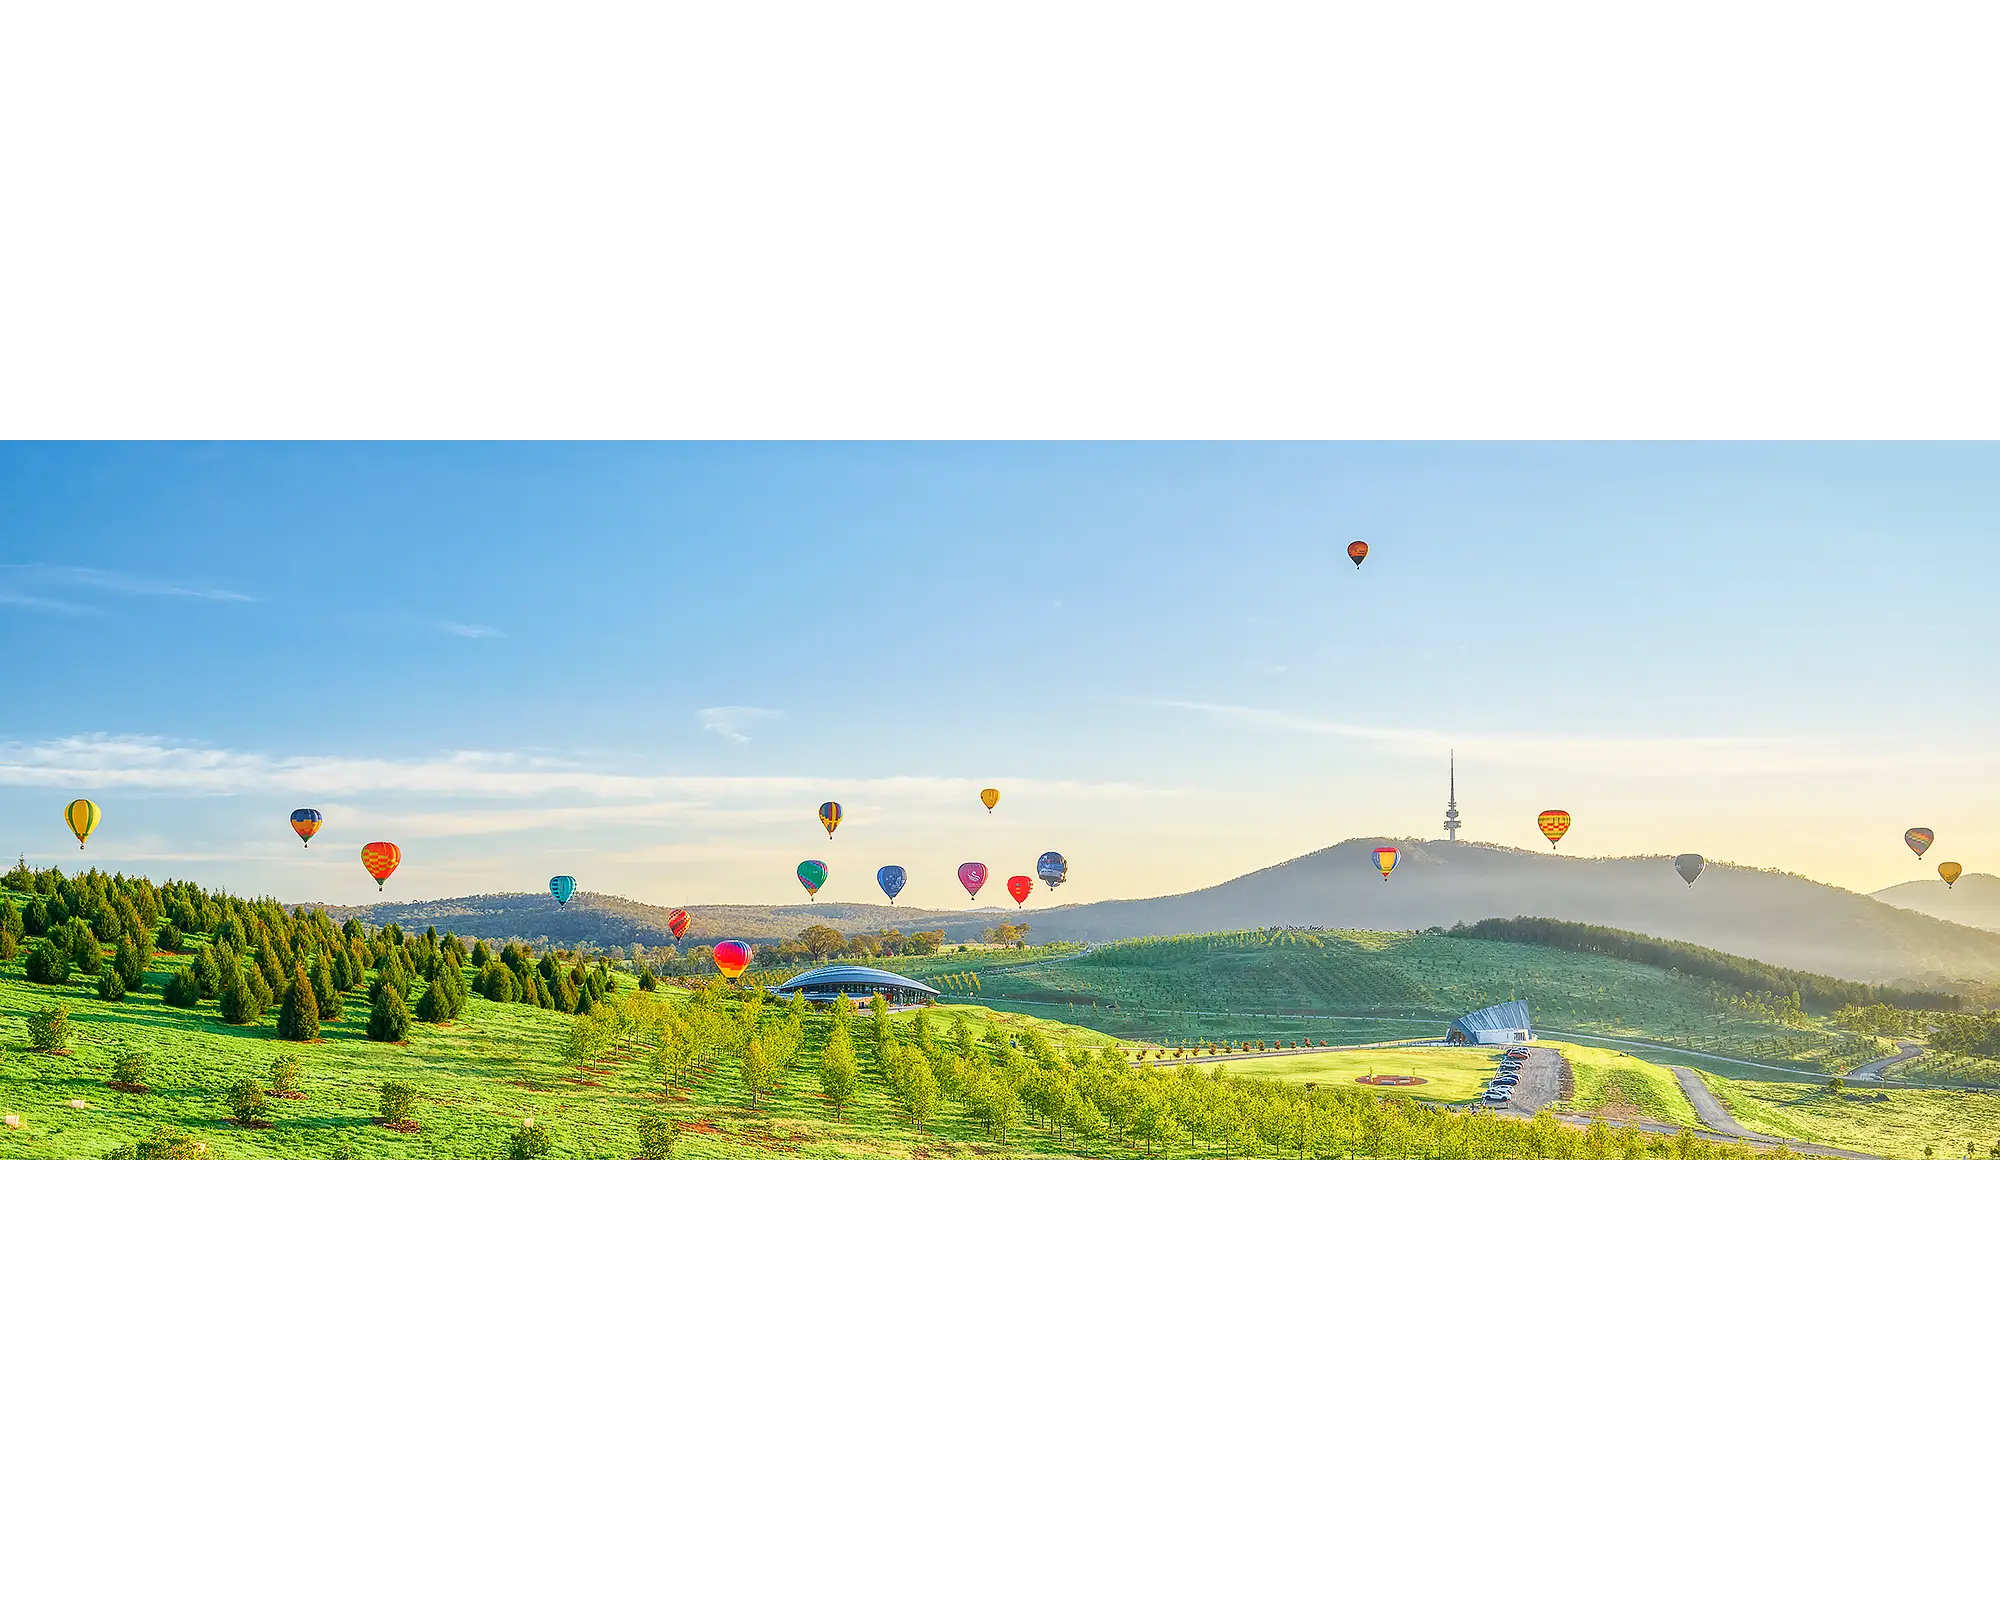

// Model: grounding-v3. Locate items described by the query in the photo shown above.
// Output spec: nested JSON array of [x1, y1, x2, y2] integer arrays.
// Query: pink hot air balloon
[[958, 861, 989, 900]]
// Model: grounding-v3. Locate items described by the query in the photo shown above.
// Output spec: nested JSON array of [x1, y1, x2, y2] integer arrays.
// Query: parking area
[[1475, 1045, 1565, 1115]]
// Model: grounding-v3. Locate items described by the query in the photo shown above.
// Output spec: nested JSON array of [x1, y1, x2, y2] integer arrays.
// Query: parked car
[[1504, 1048, 1530, 1061]]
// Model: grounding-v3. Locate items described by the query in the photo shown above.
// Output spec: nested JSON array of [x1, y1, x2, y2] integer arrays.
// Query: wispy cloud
[[1, 564, 257, 603], [1145, 699, 1969, 777], [442, 621, 503, 639], [0, 734, 1177, 810], [698, 706, 780, 744], [0, 590, 98, 615]]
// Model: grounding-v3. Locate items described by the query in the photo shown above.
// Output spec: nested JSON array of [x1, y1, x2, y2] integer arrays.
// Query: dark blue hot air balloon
[[549, 874, 577, 907], [1036, 850, 1068, 891], [877, 864, 907, 903]]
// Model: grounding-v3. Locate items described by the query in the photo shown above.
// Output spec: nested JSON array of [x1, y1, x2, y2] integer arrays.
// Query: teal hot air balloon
[[877, 864, 907, 903], [549, 875, 577, 907], [798, 859, 828, 900]]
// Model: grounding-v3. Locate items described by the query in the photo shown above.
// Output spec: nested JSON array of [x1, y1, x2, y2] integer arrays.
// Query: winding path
[[1849, 1041, 1923, 1085], [1668, 1064, 1755, 1139]]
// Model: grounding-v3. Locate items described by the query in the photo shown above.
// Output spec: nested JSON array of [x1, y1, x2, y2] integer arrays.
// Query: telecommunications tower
[[1443, 752, 1461, 842]]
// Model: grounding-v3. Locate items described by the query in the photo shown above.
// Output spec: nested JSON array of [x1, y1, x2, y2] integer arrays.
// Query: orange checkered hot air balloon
[[361, 841, 401, 892], [1537, 810, 1572, 849]]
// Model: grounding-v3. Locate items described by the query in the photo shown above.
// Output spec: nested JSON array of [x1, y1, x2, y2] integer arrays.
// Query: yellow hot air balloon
[[979, 787, 1000, 813], [1939, 861, 1963, 888], [65, 798, 100, 850]]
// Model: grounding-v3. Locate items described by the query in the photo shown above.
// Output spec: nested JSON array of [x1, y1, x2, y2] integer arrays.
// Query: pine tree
[[367, 981, 412, 1043], [311, 957, 342, 1023], [277, 961, 321, 1042]]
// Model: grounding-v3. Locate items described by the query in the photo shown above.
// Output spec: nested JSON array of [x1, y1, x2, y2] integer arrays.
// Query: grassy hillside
[[1873, 872, 2000, 933], [961, 927, 1890, 1071]]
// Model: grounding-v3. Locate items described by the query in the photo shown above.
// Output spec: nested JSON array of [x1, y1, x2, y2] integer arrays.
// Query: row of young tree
[[547, 980, 1793, 1160], [1448, 916, 1965, 1014]]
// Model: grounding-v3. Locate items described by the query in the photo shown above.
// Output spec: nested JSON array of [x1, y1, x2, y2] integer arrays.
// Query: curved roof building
[[1445, 1000, 1533, 1045], [771, 964, 942, 1005]]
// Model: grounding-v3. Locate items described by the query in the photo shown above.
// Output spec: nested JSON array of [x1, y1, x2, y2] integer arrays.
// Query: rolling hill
[[1872, 872, 2000, 933], [317, 839, 2000, 993], [1018, 840, 2000, 990]]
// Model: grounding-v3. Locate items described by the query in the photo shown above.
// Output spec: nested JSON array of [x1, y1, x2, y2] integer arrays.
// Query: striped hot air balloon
[[818, 801, 843, 838], [65, 798, 100, 850], [712, 940, 752, 979], [1537, 810, 1572, 849], [290, 808, 323, 847], [1905, 828, 1935, 859], [1370, 845, 1399, 880], [549, 875, 577, 907], [667, 909, 691, 941], [361, 841, 401, 891], [797, 859, 828, 899]]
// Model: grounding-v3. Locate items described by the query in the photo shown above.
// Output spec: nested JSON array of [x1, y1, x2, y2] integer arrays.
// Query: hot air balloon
[[1939, 861, 1963, 888], [797, 859, 828, 899], [65, 798, 100, 850], [1347, 540, 1369, 569], [667, 908, 691, 941], [958, 861, 989, 899], [289, 808, 323, 847], [549, 875, 577, 907], [1536, 810, 1571, 849], [979, 788, 1000, 813], [1673, 853, 1705, 887], [1371, 845, 1399, 880], [1007, 874, 1033, 907], [712, 939, 752, 979], [877, 865, 907, 903], [1037, 850, 1068, 891], [362, 841, 402, 892], [818, 801, 843, 838], [1905, 828, 1935, 859]]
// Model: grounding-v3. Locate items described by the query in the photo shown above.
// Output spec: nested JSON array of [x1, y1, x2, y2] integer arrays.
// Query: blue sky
[[1, 442, 1993, 906]]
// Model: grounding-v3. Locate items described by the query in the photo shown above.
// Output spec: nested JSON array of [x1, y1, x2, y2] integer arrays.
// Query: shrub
[[276, 963, 321, 1042], [106, 1125, 212, 1160], [507, 1121, 553, 1159], [635, 1113, 678, 1159], [24, 939, 72, 987], [95, 968, 127, 1002], [192, 945, 221, 998], [270, 1053, 303, 1095], [163, 968, 202, 1008], [156, 920, 184, 954], [219, 972, 265, 1025], [109, 1050, 147, 1090], [310, 959, 342, 1023], [67, 921, 104, 975], [367, 982, 412, 1043], [114, 937, 146, 990], [27, 1004, 73, 1052], [379, 1080, 417, 1124], [227, 1077, 267, 1126]]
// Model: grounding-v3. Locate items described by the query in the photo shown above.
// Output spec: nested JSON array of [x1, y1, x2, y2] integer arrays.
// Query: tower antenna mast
[[1444, 751, 1461, 842]]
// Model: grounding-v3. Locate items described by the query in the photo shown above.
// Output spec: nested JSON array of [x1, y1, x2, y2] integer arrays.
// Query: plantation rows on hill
[[964, 928, 1887, 1069]]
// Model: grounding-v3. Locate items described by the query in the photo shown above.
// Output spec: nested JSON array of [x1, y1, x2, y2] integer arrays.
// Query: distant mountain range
[[1871, 872, 2000, 933], [317, 839, 2000, 993]]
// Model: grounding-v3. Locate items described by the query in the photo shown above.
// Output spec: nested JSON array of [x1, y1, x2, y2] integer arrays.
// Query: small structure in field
[[1445, 1000, 1533, 1046], [771, 965, 942, 1006]]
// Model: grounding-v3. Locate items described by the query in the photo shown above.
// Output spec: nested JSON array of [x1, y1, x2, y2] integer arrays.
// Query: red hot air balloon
[[1347, 540, 1369, 569], [712, 939, 752, 979], [667, 908, 691, 941], [1007, 874, 1032, 907], [361, 841, 401, 892], [958, 862, 989, 900]]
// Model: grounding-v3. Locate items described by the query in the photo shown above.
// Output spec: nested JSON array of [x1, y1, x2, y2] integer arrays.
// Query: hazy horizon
[[5, 442, 1994, 908]]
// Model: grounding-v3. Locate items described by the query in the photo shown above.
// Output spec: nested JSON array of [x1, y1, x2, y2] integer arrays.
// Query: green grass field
[[1700, 1075, 2000, 1160], [1547, 1043, 1700, 1126], [1221, 1045, 1496, 1105]]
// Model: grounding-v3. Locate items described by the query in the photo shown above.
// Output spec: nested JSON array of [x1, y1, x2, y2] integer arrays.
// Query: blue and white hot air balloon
[[877, 864, 907, 903]]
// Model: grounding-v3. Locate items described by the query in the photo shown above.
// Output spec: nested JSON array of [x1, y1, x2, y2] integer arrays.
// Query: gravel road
[[1502, 1046, 1567, 1115]]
